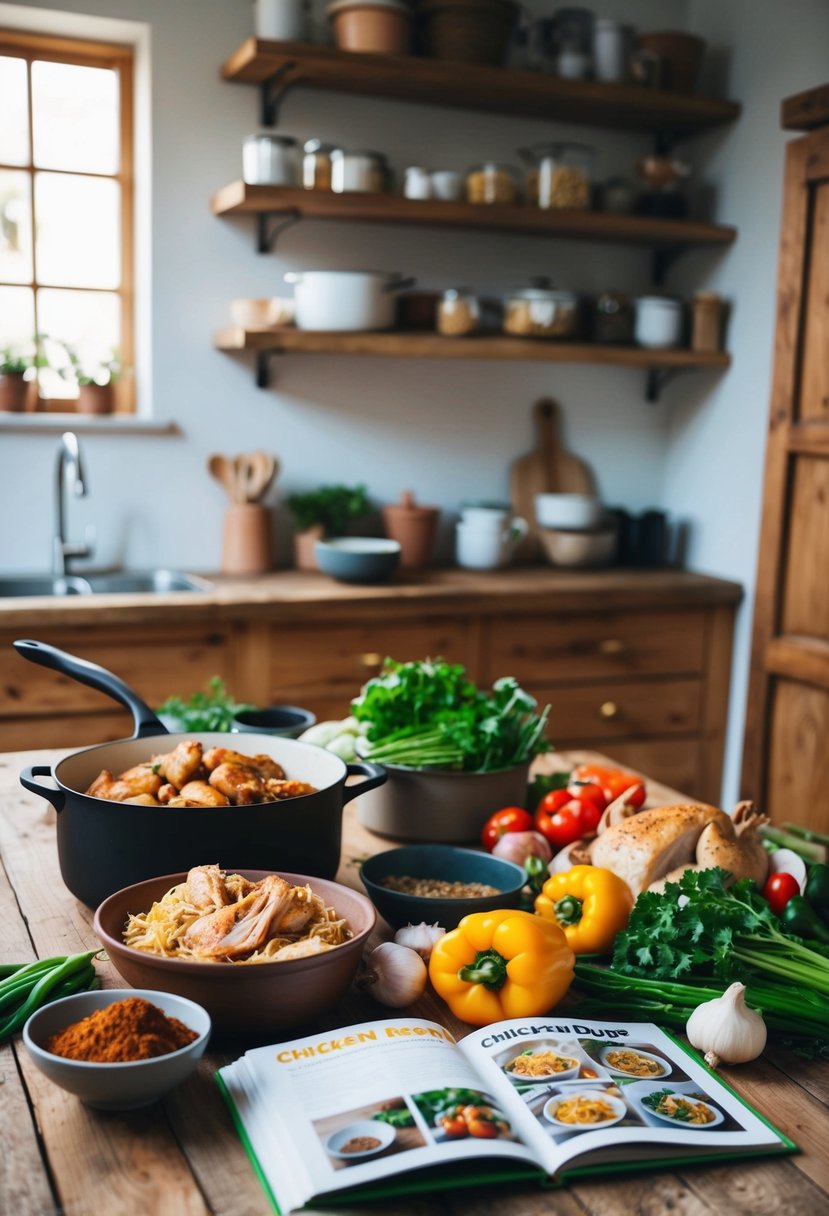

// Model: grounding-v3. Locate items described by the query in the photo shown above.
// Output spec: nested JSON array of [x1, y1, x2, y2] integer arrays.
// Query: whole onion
[[492, 830, 552, 867]]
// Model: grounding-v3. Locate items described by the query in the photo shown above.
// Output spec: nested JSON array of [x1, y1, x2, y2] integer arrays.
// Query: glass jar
[[592, 292, 634, 344], [553, 5, 594, 77], [536, 142, 594, 210], [302, 139, 335, 191], [242, 134, 300, 186], [601, 176, 636, 215], [503, 286, 580, 338], [437, 289, 480, 336], [465, 162, 520, 205], [330, 148, 388, 193]]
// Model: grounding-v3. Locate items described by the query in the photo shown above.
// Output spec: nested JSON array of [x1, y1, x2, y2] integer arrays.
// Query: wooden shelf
[[211, 182, 737, 256], [222, 38, 741, 134], [214, 326, 730, 399]]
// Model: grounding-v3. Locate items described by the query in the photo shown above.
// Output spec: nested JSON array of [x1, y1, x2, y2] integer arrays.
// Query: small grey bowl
[[23, 988, 211, 1110], [315, 537, 401, 584], [360, 844, 526, 930], [231, 705, 317, 737]]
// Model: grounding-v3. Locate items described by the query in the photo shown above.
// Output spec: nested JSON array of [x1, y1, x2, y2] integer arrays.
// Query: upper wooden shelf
[[221, 38, 741, 135], [211, 182, 737, 253]]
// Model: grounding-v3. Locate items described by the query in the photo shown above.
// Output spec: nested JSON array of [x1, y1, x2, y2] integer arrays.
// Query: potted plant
[[0, 339, 46, 412], [64, 345, 124, 415], [286, 483, 371, 571]]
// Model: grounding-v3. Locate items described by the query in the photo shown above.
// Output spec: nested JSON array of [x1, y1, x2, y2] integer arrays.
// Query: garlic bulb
[[394, 922, 445, 960], [357, 943, 428, 1008], [686, 982, 767, 1069]]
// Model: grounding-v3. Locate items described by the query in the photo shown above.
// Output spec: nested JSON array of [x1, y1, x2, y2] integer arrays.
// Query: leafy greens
[[156, 677, 253, 732]]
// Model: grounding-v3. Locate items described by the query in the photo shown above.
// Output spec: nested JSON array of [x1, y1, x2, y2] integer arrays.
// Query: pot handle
[[342, 760, 387, 804], [20, 764, 64, 813], [384, 275, 417, 294], [13, 639, 169, 740]]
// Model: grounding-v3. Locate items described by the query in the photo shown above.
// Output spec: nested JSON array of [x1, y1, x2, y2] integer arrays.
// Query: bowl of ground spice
[[23, 989, 211, 1110], [360, 844, 526, 929]]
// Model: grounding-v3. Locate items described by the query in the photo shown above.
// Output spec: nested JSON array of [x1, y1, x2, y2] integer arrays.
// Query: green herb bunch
[[286, 484, 370, 535], [351, 657, 550, 772], [156, 677, 254, 732]]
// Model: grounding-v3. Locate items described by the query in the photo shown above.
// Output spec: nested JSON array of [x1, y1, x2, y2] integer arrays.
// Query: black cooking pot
[[15, 639, 386, 908]]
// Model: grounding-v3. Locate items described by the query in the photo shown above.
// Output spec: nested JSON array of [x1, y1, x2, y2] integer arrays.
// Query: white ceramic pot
[[534, 493, 604, 530], [456, 516, 528, 570], [634, 296, 685, 349], [284, 270, 414, 331], [254, 0, 309, 40]]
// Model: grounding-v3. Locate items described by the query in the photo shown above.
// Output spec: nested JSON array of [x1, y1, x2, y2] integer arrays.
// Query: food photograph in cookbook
[[410, 1087, 517, 1145], [313, 1097, 426, 1170]]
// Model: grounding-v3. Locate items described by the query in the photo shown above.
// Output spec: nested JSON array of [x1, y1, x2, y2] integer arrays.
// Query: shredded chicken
[[181, 874, 314, 959]]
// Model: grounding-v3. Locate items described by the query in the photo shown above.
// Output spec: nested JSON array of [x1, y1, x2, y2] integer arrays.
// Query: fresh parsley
[[156, 677, 254, 732]]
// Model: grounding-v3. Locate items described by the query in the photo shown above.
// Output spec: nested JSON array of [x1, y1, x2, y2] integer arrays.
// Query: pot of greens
[[304, 658, 550, 842]]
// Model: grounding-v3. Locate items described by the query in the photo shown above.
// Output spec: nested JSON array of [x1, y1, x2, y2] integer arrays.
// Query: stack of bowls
[[535, 493, 617, 568]]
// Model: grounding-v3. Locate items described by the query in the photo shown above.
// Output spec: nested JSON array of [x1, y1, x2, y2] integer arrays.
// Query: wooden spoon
[[207, 454, 238, 502], [235, 451, 279, 503]]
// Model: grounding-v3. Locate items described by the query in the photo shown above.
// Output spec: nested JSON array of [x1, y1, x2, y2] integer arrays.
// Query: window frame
[[0, 27, 135, 413]]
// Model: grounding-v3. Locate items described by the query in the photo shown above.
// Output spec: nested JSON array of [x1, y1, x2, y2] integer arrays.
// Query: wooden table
[[1, 748, 827, 1216]]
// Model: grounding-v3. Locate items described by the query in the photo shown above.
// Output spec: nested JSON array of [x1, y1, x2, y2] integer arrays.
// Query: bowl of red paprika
[[23, 988, 211, 1110]]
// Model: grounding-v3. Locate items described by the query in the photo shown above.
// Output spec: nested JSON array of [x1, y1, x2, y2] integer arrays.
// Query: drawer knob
[[599, 700, 621, 720], [598, 638, 627, 656], [358, 652, 383, 669]]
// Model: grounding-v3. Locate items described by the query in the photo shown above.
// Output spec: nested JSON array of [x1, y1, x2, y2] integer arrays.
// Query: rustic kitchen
[[1, 1, 828, 1213]]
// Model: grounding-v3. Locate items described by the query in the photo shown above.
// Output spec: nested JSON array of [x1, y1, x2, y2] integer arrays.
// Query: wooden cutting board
[[509, 397, 596, 563]]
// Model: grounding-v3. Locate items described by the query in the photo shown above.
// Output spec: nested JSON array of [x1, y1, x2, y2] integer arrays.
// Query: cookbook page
[[459, 1016, 790, 1177], [218, 1018, 544, 1214]]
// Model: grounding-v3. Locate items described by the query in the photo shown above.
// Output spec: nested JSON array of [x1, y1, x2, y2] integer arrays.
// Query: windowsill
[[0, 414, 179, 435]]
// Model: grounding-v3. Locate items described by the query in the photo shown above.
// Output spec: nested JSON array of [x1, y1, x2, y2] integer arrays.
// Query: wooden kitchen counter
[[1, 747, 825, 1216]]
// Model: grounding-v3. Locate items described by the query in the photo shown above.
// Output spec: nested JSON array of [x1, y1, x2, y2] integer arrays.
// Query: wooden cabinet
[[0, 569, 739, 803]]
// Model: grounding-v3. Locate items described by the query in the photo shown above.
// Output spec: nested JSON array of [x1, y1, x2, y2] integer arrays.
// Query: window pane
[[0, 170, 33, 283], [31, 60, 118, 174], [0, 285, 35, 347], [35, 172, 120, 289], [0, 57, 29, 166], [37, 287, 119, 398]]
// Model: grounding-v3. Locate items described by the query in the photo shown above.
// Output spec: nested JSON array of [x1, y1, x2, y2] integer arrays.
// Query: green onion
[[0, 951, 101, 1041]]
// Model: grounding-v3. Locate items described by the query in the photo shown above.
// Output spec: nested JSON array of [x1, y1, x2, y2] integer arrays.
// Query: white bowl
[[534, 493, 604, 530], [599, 1044, 671, 1079], [540, 527, 617, 568], [543, 1088, 627, 1130], [23, 988, 211, 1110], [325, 1118, 397, 1160], [503, 1045, 581, 1084], [230, 297, 294, 329], [638, 1087, 724, 1128]]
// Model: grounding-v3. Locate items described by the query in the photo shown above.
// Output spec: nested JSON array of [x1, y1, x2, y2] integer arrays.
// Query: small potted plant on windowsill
[[286, 483, 371, 571], [64, 345, 125, 415], [0, 340, 46, 412]]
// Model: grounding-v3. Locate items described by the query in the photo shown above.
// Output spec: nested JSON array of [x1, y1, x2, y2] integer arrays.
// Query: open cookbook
[[217, 1015, 795, 1212]]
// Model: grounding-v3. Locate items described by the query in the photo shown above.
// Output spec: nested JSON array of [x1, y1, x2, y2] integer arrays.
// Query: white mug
[[461, 506, 510, 530], [404, 167, 432, 200], [430, 170, 463, 201], [456, 517, 528, 569]]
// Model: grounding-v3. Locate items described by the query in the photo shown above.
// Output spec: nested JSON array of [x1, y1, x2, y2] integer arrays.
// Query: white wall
[[0, 0, 825, 803]]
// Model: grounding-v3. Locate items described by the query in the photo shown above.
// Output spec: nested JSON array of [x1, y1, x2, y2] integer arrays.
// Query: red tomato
[[535, 796, 600, 849], [603, 772, 646, 805], [481, 806, 534, 851], [467, 1119, 499, 1139], [573, 763, 618, 784], [763, 871, 801, 915], [566, 780, 607, 811]]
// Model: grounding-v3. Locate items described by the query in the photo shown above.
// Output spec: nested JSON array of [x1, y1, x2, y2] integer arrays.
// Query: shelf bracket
[[257, 209, 301, 253], [259, 60, 300, 127], [645, 367, 682, 403], [651, 244, 684, 287], [255, 350, 282, 389]]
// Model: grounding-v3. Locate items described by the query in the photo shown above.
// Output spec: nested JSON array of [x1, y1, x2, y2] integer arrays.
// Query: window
[[0, 29, 133, 412]]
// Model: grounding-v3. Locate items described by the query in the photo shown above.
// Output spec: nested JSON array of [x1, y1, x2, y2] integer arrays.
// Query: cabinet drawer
[[0, 627, 231, 719], [543, 678, 702, 742], [486, 610, 706, 683], [0, 711, 132, 752], [267, 619, 471, 703]]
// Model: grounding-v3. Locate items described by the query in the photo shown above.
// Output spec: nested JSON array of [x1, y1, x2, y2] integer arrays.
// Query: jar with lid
[[691, 292, 726, 352], [552, 5, 594, 78], [330, 148, 388, 193], [533, 142, 594, 210], [242, 134, 300, 186], [465, 162, 520, 205], [592, 292, 634, 344], [503, 284, 580, 338], [302, 140, 335, 190], [437, 288, 480, 336]]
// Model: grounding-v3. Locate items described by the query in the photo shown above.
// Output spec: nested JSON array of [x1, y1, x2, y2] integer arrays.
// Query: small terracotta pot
[[77, 383, 114, 415], [222, 504, 273, 575], [328, 0, 412, 54], [293, 523, 325, 572], [382, 490, 440, 569], [0, 373, 29, 412]]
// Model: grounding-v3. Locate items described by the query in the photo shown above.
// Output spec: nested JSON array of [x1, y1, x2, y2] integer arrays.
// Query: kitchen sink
[[0, 570, 213, 597]]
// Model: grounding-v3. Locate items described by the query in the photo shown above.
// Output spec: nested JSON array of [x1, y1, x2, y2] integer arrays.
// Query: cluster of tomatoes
[[481, 762, 646, 853], [437, 1103, 509, 1140]]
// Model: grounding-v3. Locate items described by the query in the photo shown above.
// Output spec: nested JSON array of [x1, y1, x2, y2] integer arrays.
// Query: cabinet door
[[742, 116, 829, 831]]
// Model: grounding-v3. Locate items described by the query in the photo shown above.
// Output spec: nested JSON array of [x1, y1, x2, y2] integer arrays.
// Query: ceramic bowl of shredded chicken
[[93, 866, 375, 1034]]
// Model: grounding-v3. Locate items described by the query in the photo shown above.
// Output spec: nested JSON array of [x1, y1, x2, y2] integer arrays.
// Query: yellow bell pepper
[[428, 908, 574, 1027], [534, 865, 633, 955]]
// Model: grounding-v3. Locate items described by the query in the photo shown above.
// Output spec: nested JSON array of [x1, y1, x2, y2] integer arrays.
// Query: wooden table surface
[[1, 747, 827, 1216]]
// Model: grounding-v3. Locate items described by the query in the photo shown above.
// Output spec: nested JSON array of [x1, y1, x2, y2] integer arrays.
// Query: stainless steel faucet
[[54, 432, 94, 578]]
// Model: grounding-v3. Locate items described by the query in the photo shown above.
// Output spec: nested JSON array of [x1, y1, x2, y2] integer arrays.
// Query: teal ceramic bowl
[[360, 845, 526, 930], [315, 538, 401, 584]]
